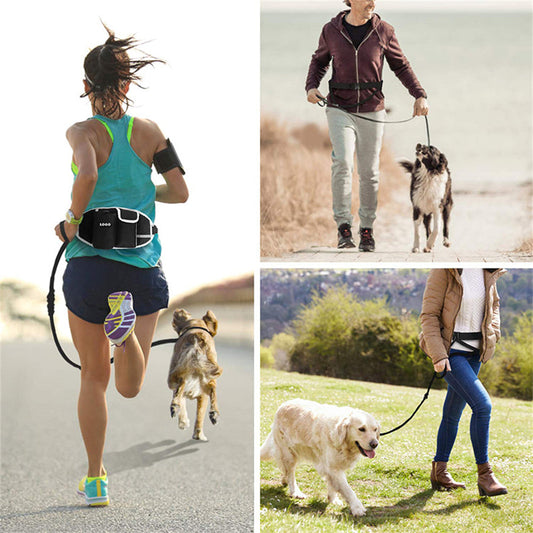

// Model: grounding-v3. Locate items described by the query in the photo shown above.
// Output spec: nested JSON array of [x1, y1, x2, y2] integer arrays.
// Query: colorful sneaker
[[104, 291, 136, 346], [77, 471, 109, 506]]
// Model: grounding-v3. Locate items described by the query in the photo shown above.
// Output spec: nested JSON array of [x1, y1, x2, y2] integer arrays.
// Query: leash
[[47, 235, 178, 370], [380, 370, 445, 436], [317, 96, 431, 147]]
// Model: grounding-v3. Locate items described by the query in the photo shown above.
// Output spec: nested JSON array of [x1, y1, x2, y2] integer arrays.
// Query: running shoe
[[337, 223, 356, 248], [104, 291, 136, 346], [77, 471, 109, 506], [359, 227, 375, 252]]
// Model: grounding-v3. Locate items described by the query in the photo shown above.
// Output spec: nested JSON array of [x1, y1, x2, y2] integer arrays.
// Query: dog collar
[[177, 326, 213, 339]]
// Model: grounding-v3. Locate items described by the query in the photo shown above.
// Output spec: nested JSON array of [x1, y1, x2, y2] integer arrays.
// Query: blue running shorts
[[63, 256, 169, 324]]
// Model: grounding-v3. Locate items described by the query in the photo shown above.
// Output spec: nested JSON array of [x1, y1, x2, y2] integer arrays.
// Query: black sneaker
[[359, 227, 375, 252], [337, 223, 356, 248]]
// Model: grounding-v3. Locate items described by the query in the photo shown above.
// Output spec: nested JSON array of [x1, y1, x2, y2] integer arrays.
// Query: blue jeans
[[434, 350, 492, 464]]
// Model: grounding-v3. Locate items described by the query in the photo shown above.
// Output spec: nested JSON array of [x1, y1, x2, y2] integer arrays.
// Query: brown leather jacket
[[419, 269, 505, 364], [305, 11, 426, 113]]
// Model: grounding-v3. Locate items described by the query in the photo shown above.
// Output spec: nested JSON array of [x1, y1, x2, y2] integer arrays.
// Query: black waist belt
[[77, 207, 157, 250], [328, 80, 383, 109], [451, 331, 482, 352], [329, 80, 383, 91]]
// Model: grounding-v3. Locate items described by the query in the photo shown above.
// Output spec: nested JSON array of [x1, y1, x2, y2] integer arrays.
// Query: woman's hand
[[433, 359, 451, 374], [54, 221, 78, 243], [307, 88, 325, 104], [413, 97, 429, 117]]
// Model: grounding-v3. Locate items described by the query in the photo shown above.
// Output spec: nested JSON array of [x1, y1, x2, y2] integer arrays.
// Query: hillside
[[260, 269, 532, 340]]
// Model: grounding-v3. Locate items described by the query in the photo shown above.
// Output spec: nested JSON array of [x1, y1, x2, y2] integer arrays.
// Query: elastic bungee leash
[[380, 370, 445, 436], [317, 96, 431, 147], [47, 222, 179, 370]]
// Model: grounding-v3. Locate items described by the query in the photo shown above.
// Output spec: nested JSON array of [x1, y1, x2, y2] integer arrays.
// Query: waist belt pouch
[[92, 209, 119, 249], [77, 209, 118, 250], [115, 209, 138, 248], [78, 207, 155, 249]]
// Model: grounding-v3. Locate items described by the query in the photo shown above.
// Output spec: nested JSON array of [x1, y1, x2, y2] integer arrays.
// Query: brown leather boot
[[431, 461, 466, 491], [477, 463, 508, 496]]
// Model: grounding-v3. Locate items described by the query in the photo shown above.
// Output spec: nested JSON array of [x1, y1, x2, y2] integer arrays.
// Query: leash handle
[[58, 220, 71, 244]]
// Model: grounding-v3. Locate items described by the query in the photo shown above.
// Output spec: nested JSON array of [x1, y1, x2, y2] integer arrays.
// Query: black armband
[[153, 139, 185, 175]]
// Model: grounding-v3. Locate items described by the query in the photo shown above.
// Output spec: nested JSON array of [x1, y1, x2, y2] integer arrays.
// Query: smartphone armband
[[153, 139, 185, 175]]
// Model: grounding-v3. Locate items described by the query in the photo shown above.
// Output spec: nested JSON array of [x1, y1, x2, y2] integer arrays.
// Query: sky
[[261, 0, 531, 11], [0, 0, 259, 300]]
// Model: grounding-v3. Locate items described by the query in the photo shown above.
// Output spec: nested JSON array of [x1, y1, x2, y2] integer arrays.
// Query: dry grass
[[260, 115, 409, 257], [514, 238, 533, 254]]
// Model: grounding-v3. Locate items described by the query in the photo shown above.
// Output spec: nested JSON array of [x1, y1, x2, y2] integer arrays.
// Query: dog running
[[399, 143, 453, 253], [167, 309, 222, 441], [261, 399, 380, 517]]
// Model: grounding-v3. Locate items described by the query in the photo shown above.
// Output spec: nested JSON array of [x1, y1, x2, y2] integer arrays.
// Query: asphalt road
[[1, 337, 253, 532]]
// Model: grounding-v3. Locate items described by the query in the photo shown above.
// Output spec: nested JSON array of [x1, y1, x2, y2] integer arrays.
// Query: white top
[[451, 269, 486, 351]]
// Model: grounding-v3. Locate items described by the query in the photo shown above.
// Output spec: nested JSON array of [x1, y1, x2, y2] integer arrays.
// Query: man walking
[[306, 0, 428, 250]]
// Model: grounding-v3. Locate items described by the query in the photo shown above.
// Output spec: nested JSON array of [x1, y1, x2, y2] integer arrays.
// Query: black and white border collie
[[399, 144, 453, 253]]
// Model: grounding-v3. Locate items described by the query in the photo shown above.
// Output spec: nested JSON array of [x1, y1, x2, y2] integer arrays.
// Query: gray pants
[[326, 106, 386, 229]]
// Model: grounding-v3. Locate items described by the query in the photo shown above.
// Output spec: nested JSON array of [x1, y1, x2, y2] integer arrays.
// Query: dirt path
[[263, 183, 532, 263]]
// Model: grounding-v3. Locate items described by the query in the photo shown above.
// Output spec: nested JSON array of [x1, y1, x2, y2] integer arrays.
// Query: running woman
[[54, 26, 188, 506]]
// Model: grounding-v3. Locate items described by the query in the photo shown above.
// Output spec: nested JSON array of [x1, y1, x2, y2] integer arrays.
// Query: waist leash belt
[[328, 80, 383, 108], [451, 331, 483, 352], [77, 207, 157, 250]]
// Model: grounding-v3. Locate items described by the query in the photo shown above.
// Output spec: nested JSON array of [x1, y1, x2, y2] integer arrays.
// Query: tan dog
[[261, 399, 380, 516], [168, 309, 223, 441]]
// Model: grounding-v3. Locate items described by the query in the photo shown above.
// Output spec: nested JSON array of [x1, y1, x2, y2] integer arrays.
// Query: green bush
[[260, 346, 275, 369], [289, 287, 439, 389], [479, 312, 533, 400], [268, 332, 296, 370]]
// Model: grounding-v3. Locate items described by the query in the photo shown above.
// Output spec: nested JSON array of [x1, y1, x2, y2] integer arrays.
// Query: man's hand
[[433, 359, 451, 374], [307, 88, 325, 104], [413, 97, 429, 117]]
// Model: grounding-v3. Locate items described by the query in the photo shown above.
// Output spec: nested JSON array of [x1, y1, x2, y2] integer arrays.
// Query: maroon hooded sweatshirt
[[305, 11, 427, 113]]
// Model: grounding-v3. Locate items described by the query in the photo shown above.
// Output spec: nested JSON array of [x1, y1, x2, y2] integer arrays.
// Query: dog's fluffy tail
[[260, 431, 276, 461], [398, 159, 413, 173]]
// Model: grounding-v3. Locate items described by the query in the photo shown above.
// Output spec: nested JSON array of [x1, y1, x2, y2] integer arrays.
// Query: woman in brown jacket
[[420, 268, 508, 497]]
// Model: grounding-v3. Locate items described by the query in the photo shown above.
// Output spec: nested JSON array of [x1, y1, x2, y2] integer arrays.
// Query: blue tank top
[[65, 114, 161, 268]]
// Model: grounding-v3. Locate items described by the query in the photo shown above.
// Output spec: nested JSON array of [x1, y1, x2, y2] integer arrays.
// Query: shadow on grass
[[261, 485, 328, 515], [261, 484, 501, 525]]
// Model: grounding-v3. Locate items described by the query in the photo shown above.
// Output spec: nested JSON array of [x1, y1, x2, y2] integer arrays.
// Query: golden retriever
[[260, 399, 380, 516], [167, 309, 223, 441]]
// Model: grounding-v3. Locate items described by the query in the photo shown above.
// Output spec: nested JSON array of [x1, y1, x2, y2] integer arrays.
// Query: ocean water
[[261, 9, 532, 186]]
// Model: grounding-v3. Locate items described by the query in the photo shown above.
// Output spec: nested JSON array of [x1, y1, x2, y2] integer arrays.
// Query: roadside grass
[[260, 369, 533, 532]]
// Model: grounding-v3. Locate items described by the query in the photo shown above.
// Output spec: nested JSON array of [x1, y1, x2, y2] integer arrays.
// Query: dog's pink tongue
[[365, 449, 376, 459]]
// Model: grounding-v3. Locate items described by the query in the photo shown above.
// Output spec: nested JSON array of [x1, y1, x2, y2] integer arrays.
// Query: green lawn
[[260, 369, 533, 532]]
